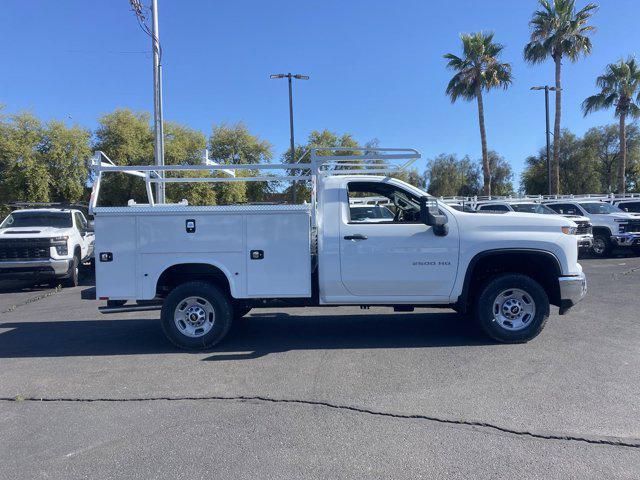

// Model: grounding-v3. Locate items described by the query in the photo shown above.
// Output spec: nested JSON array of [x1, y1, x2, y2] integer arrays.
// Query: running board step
[[98, 304, 162, 314]]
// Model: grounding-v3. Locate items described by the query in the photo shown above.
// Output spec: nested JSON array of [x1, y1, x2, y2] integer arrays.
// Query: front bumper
[[558, 273, 587, 315], [0, 259, 71, 278], [576, 234, 593, 249], [611, 233, 640, 246]]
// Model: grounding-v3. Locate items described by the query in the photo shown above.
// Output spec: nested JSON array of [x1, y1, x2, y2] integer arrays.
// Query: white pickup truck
[[0, 207, 94, 287], [543, 198, 640, 257], [83, 148, 587, 349]]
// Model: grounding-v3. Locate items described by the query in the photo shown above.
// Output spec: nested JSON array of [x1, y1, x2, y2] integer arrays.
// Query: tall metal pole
[[287, 74, 297, 203], [151, 0, 165, 203], [544, 86, 551, 196]]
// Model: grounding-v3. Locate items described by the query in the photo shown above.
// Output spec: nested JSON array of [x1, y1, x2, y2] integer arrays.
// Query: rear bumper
[[611, 233, 640, 246], [0, 259, 71, 278], [558, 273, 587, 315]]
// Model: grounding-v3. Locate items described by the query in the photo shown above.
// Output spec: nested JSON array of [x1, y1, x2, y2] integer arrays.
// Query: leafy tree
[[444, 32, 513, 196], [93, 109, 154, 206], [208, 123, 273, 203], [284, 129, 361, 201], [521, 130, 601, 194], [582, 57, 640, 193], [524, 0, 597, 194], [164, 122, 215, 206], [41, 121, 91, 203], [487, 151, 515, 196], [0, 112, 50, 206], [583, 124, 640, 192], [424, 153, 481, 197]]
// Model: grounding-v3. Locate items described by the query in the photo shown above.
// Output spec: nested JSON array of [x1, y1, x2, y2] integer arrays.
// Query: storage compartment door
[[246, 213, 311, 297]]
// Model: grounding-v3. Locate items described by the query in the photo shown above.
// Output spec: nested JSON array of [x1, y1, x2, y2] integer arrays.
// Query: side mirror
[[420, 197, 448, 236], [86, 220, 95, 233]]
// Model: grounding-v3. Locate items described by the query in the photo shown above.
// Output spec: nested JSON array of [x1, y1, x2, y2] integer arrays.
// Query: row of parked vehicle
[[442, 194, 640, 257]]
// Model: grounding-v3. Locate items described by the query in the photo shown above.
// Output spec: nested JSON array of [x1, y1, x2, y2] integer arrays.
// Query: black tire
[[234, 306, 252, 320], [592, 233, 612, 258], [62, 254, 80, 288], [475, 274, 550, 343], [160, 281, 232, 350]]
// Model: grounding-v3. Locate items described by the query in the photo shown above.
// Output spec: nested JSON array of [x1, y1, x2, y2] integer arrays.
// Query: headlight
[[50, 236, 68, 255], [561, 226, 577, 235]]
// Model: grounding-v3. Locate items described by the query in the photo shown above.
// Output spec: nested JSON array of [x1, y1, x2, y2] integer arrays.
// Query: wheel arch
[[457, 249, 562, 312], [156, 262, 235, 299]]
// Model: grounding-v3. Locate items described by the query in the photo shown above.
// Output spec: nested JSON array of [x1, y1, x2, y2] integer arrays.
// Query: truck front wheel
[[62, 254, 80, 288], [160, 281, 233, 350], [475, 274, 549, 343], [592, 233, 612, 257]]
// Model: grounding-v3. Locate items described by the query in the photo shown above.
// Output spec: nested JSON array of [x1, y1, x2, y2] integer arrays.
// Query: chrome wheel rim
[[592, 237, 605, 255], [492, 288, 536, 331], [174, 296, 215, 338]]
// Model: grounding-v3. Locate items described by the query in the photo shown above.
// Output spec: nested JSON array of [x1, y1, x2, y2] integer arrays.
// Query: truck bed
[[94, 205, 312, 301]]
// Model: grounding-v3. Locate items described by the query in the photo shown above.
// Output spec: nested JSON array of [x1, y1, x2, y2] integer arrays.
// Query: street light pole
[[531, 86, 558, 195], [270, 73, 309, 203], [151, 0, 165, 203]]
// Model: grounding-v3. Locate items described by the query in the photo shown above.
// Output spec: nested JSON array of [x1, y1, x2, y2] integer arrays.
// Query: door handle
[[344, 234, 368, 241]]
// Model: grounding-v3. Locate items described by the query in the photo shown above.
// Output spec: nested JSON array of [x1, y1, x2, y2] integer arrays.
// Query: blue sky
[[1, 0, 638, 183]]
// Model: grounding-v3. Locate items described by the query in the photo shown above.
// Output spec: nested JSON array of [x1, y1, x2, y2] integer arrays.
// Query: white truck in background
[[0, 205, 94, 287], [473, 199, 594, 253], [543, 197, 640, 257], [82, 148, 587, 350]]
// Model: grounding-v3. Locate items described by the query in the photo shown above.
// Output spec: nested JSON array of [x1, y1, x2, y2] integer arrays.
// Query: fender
[[456, 248, 562, 313]]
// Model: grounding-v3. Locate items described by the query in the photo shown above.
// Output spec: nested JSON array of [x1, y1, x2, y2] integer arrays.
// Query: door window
[[547, 203, 581, 215], [617, 201, 640, 213], [347, 182, 422, 224], [74, 212, 87, 232]]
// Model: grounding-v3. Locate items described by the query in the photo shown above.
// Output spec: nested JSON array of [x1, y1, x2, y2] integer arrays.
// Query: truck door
[[339, 181, 458, 300]]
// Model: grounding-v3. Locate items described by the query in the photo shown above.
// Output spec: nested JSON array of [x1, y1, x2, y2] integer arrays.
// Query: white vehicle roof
[[7, 208, 75, 214]]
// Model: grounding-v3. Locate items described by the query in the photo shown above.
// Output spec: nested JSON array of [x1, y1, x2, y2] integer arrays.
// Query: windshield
[[579, 202, 622, 214], [511, 203, 557, 215], [0, 211, 73, 228]]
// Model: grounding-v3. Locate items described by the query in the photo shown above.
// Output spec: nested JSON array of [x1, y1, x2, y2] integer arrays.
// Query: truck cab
[[85, 148, 587, 350]]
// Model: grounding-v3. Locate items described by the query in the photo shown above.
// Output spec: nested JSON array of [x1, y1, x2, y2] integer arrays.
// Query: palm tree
[[524, 0, 597, 195], [583, 58, 640, 193], [444, 32, 512, 196]]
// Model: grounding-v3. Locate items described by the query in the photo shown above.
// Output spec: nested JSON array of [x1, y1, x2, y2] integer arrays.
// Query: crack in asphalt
[[614, 265, 640, 279], [2, 394, 639, 449], [0, 286, 62, 314]]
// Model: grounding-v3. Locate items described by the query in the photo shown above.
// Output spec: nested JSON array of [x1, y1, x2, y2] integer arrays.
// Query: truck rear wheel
[[160, 281, 232, 350], [475, 274, 549, 343]]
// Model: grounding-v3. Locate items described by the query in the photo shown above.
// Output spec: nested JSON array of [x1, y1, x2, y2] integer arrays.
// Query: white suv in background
[[474, 201, 594, 253], [543, 200, 640, 257]]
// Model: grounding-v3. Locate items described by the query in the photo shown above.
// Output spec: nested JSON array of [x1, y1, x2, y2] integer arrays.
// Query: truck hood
[[464, 211, 574, 230], [561, 214, 590, 223], [0, 227, 71, 239], [592, 213, 639, 221]]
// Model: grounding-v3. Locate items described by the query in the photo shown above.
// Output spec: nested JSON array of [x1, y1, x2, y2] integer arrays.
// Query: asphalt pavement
[[0, 256, 639, 479]]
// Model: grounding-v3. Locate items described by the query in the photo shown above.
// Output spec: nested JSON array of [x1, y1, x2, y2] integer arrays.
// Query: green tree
[[284, 129, 361, 201], [164, 122, 215, 206], [93, 109, 154, 206], [444, 32, 513, 196], [208, 123, 273, 204], [486, 151, 514, 196], [41, 121, 91, 203], [583, 124, 640, 193], [582, 57, 640, 193], [0, 112, 50, 206], [424, 153, 481, 197], [524, 0, 597, 194], [521, 130, 601, 194]]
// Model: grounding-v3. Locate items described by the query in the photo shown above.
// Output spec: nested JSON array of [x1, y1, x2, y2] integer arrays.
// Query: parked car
[[474, 200, 594, 253], [543, 199, 640, 257], [0, 208, 94, 287], [83, 148, 587, 349]]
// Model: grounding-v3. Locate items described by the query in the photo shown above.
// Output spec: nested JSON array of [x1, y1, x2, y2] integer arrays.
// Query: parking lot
[[0, 254, 639, 479]]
